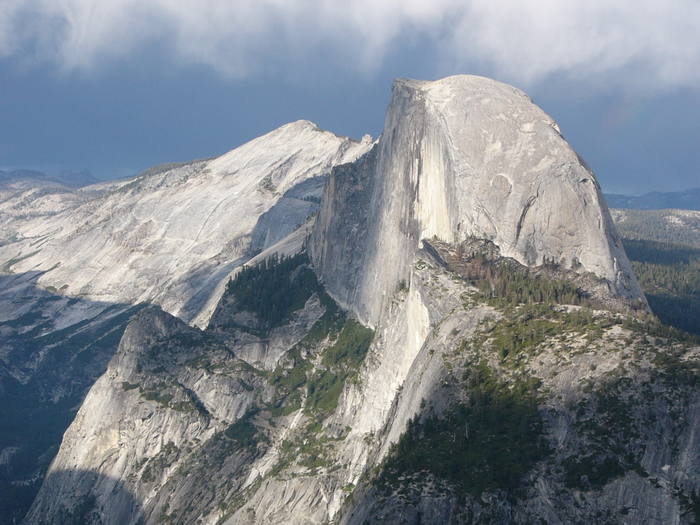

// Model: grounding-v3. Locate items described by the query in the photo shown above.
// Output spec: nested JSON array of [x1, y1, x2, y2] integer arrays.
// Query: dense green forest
[[622, 238, 700, 336], [379, 361, 548, 497], [226, 253, 320, 330], [611, 209, 700, 335]]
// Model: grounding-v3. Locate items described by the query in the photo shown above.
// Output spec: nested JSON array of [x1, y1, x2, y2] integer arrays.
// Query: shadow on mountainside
[[343, 332, 700, 525], [247, 175, 325, 255], [22, 470, 143, 525], [176, 176, 326, 326], [164, 256, 246, 325], [0, 271, 144, 525]]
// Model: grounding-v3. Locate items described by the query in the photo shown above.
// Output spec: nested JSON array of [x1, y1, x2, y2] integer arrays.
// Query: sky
[[1, 1, 699, 194]]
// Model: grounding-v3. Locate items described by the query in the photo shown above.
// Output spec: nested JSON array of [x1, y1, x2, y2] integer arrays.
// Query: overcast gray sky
[[1, 0, 699, 193]]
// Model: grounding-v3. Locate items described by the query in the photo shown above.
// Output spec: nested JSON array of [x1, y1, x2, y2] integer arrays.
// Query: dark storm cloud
[[1, 0, 699, 89], [0, 1, 698, 193]]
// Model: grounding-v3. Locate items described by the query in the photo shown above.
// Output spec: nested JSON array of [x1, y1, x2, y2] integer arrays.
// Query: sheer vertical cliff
[[0, 122, 371, 523], [24, 76, 699, 525], [311, 76, 643, 326]]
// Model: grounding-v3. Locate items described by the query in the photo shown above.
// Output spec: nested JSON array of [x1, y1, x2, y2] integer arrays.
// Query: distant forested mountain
[[610, 208, 700, 335], [621, 238, 700, 335], [611, 208, 700, 248]]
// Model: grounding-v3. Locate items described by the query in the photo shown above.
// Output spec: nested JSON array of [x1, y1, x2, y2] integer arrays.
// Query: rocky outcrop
[[311, 75, 643, 326], [24, 76, 699, 525], [0, 120, 371, 326], [341, 251, 700, 525], [0, 122, 371, 523], [22, 306, 259, 525]]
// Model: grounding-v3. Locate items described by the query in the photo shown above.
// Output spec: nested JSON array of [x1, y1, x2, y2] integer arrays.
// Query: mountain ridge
[[15, 76, 700, 525], [0, 119, 371, 324], [606, 187, 700, 211], [0, 121, 371, 524]]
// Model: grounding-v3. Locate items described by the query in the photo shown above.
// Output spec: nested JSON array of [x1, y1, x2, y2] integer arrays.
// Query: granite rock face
[[26, 247, 700, 525], [311, 75, 643, 326], [0, 122, 370, 523], [24, 77, 699, 525], [0, 120, 371, 326]]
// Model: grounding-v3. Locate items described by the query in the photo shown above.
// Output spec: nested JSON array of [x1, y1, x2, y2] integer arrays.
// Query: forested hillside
[[621, 239, 700, 336], [612, 209, 700, 248], [609, 207, 700, 336]]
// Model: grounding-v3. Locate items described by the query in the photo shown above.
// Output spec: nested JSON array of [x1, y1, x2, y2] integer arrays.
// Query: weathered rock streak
[[312, 75, 642, 325]]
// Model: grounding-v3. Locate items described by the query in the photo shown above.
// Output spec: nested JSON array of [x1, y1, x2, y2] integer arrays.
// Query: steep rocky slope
[[0, 121, 371, 325], [25, 76, 699, 524], [343, 244, 700, 525], [0, 122, 370, 524], [311, 76, 643, 327], [27, 246, 700, 525]]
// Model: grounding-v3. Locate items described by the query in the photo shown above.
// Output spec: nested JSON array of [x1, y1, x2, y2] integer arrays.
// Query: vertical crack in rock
[[23, 76, 671, 525], [514, 194, 538, 245]]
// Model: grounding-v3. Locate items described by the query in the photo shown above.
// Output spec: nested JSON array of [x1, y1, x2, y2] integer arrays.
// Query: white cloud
[[1, 0, 699, 89], [0, 0, 23, 57], [452, 0, 700, 89]]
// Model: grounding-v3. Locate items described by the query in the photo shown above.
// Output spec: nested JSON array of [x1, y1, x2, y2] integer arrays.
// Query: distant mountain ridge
[[606, 187, 700, 210], [0, 168, 98, 188], [610, 208, 700, 248], [25, 75, 700, 525]]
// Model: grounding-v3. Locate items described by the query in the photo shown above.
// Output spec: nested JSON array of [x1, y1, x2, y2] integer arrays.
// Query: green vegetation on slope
[[379, 361, 548, 497], [226, 253, 320, 330], [480, 303, 608, 365], [370, 237, 700, 512], [224, 410, 267, 450], [622, 238, 700, 335], [268, 311, 374, 419], [563, 374, 644, 490], [223, 252, 376, 475], [476, 259, 590, 307], [229, 255, 376, 475], [613, 209, 700, 248], [428, 239, 592, 308], [248, 254, 376, 420], [267, 316, 373, 472], [306, 318, 374, 415]]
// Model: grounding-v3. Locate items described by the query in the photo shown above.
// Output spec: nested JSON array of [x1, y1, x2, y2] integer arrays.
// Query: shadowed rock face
[[311, 75, 643, 326], [23, 470, 143, 525], [0, 271, 143, 525], [0, 121, 371, 328], [0, 121, 371, 523], [25, 76, 696, 525]]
